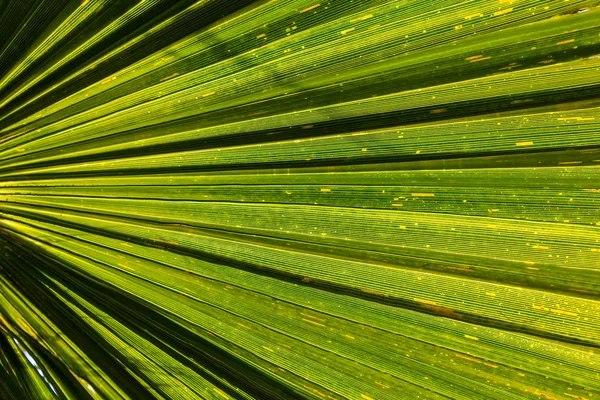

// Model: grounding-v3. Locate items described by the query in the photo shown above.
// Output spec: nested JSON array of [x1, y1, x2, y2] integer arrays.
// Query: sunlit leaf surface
[[1, 1, 599, 399]]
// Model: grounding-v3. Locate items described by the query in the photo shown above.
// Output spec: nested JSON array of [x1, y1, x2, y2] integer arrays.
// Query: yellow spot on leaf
[[551, 309, 578, 317], [213, 388, 229, 399], [101, 76, 116, 85], [414, 298, 437, 306], [411, 193, 435, 197], [351, 14, 373, 23], [118, 264, 135, 271], [557, 39, 575, 45], [304, 386, 326, 397], [557, 117, 595, 121], [565, 393, 589, 400], [465, 335, 479, 341], [516, 141, 533, 146], [300, 4, 320, 13], [465, 13, 483, 20], [470, 56, 491, 62], [302, 318, 325, 327], [154, 56, 174, 66], [301, 313, 324, 322], [341, 27, 355, 35]]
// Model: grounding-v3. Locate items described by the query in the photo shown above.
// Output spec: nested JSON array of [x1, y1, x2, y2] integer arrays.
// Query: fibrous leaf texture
[[0, 1, 599, 399]]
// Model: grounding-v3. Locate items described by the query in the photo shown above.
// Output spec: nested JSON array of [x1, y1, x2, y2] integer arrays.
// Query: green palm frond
[[1, 1, 599, 399]]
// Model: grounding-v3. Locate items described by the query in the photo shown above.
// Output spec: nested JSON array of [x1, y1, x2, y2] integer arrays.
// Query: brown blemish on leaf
[[160, 73, 178, 82], [422, 304, 463, 319], [455, 354, 481, 363]]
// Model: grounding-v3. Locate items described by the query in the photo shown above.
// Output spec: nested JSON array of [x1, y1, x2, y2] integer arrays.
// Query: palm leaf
[[1, 1, 599, 399]]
